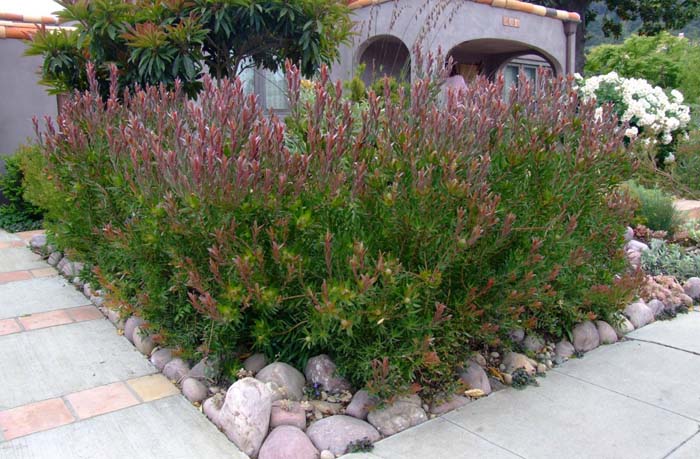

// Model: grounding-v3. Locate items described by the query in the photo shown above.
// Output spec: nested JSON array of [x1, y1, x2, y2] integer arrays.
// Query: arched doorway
[[356, 35, 411, 86], [446, 39, 558, 83]]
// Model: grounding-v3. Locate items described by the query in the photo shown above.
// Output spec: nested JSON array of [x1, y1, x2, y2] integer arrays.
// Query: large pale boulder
[[219, 377, 274, 458], [646, 299, 665, 317], [270, 400, 307, 430], [624, 301, 654, 328], [366, 396, 427, 436], [458, 361, 492, 395], [554, 340, 575, 361], [203, 393, 224, 427], [256, 362, 306, 401], [306, 415, 380, 456], [304, 355, 351, 394], [572, 321, 600, 353], [258, 426, 319, 459]]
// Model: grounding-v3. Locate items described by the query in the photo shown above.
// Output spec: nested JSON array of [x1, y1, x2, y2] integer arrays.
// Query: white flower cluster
[[575, 72, 690, 146]]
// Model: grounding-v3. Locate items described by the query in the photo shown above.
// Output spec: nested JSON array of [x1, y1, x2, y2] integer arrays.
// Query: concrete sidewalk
[[345, 313, 700, 459], [0, 230, 246, 459], [1, 229, 699, 459]]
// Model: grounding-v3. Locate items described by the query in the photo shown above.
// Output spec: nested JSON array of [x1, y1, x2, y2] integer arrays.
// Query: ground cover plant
[[31, 63, 639, 400], [0, 149, 44, 232]]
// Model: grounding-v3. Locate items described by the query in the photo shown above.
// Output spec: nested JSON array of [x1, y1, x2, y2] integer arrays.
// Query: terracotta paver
[[18, 309, 73, 331], [127, 374, 180, 402], [65, 382, 139, 419], [66, 305, 104, 322], [0, 241, 25, 249], [30, 267, 58, 278], [0, 270, 32, 284], [0, 318, 22, 336], [0, 398, 74, 440], [14, 230, 45, 241]]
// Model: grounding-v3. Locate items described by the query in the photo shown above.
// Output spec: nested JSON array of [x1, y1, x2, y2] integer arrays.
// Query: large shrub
[[33, 65, 638, 399]]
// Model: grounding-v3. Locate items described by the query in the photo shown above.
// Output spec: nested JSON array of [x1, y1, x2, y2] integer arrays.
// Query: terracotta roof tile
[[348, 0, 581, 22]]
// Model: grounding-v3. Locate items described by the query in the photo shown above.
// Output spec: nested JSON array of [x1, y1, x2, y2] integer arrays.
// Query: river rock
[[307, 415, 380, 456], [305, 354, 351, 394], [47, 251, 62, 266], [509, 328, 525, 343], [624, 301, 654, 328], [554, 339, 575, 363], [624, 226, 634, 242], [684, 277, 700, 300], [345, 390, 377, 420], [458, 361, 492, 395], [219, 377, 274, 458], [679, 293, 694, 308], [150, 348, 174, 371], [256, 362, 306, 401], [429, 395, 469, 415], [595, 321, 618, 344], [163, 358, 190, 382], [572, 321, 600, 352], [132, 326, 155, 356], [366, 396, 427, 436], [182, 377, 208, 403], [203, 393, 224, 427], [522, 334, 544, 352], [189, 357, 220, 382], [124, 316, 145, 343], [647, 299, 665, 316], [614, 317, 635, 337], [244, 353, 268, 374], [270, 400, 307, 430], [259, 426, 319, 459], [626, 240, 650, 252], [502, 352, 536, 375], [29, 234, 47, 251], [60, 260, 84, 279]]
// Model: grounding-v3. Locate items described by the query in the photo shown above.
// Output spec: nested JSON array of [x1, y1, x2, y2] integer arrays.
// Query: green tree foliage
[[535, 1, 700, 71], [586, 32, 700, 104], [25, 0, 351, 96]]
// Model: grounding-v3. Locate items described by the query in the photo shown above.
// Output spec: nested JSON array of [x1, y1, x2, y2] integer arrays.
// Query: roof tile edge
[[348, 0, 581, 22]]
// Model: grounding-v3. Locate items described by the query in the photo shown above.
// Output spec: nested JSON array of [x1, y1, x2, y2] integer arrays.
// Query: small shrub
[[0, 150, 44, 232], [626, 181, 680, 233], [32, 63, 638, 400], [511, 368, 538, 390], [642, 239, 700, 280]]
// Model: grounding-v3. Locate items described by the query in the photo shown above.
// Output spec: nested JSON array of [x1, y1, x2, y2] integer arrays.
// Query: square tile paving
[[66, 305, 104, 322], [0, 398, 74, 441], [65, 382, 139, 419], [0, 248, 46, 273], [18, 309, 73, 331], [0, 396, 247, 459], [443, 371, 699, 459], [0, 277, 91, 319], [554, 339, 700, 421], [127, 374, 180, 402], [0, 319, 21, 336], [0, 320, 155, 410], [0, 271, 32, 284]]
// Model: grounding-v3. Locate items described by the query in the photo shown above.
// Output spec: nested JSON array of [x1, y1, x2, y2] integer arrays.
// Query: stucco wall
[[331, 0, 569, 82], [0, 39, 56, 166]]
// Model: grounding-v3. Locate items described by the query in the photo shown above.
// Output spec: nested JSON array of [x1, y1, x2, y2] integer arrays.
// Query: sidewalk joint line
[[661, 425, 700, 458], [625, 336, 700, 357], [442, 417, 528, 458], [552, 370, 700, 423]]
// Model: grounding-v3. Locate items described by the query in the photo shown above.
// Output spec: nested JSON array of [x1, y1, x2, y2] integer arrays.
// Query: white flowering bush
[[575, 72, 690, 165]]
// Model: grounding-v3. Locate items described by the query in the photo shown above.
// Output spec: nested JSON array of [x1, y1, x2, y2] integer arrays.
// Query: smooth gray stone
[[0, 396, 247, 459], [628, 312, 700, 354], [443, 371, 698, 459], [0, 248, 46, 272], [0, 277, 89, 319], [0, 320, 155, 409], [555, 340, 700, 420]]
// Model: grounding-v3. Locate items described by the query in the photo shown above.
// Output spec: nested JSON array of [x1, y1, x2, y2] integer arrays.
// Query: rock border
[[28, 231, 700, 459]]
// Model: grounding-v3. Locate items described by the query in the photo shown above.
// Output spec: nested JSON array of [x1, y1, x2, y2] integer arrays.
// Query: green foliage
[[31, 65, 638, 400], [586, 32, 700, 104], [24, 0, 351, 97], [667, 130, 700, 198], [0, 150, 44, 232], [511, 368, 539, 390], [642, 239, 700, 280], [625, 181, 680, 233]]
